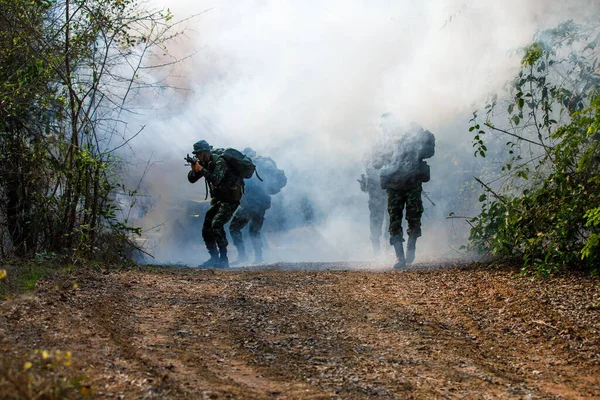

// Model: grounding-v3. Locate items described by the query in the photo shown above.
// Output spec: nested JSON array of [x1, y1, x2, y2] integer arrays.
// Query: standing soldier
[[375, 123, 435, 269], [230, 148, 287, 265], [187, 140, 244, 268], [358, 146, 388, 256]]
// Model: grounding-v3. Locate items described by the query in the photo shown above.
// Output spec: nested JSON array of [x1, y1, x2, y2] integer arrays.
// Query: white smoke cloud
[[123, 0, 599, 265]]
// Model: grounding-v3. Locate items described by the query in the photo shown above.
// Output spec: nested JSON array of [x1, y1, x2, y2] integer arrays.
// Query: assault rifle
[[358, 174, 368, 192], [184, 153, 198, 166], [422, 191, 436, 207]]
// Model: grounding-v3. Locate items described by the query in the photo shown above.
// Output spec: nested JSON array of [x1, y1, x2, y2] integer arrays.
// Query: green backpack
[[253, 156, 287, 194], [213, 148, 258, 179]]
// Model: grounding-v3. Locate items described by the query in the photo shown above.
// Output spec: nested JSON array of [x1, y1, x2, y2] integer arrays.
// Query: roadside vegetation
[[0, 0, 191, 396], [0, 0, 187, 264], [467, 19, 600, 275]]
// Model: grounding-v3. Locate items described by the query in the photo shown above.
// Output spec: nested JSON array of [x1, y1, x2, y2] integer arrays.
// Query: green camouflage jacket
[[188, 153, 244, 203]]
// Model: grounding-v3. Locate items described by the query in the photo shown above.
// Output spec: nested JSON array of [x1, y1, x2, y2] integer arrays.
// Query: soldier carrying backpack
[[374, 120, 435, 269], [229, 147, 287, 265], [186, 140, 258, 268]]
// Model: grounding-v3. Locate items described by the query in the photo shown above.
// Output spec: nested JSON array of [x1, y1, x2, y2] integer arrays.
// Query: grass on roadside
[[0, 349, 91, 399]]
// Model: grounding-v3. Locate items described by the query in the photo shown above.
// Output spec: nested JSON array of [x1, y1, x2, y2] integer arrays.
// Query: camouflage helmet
[[242, 147, 257, 158], [192, 140, 213, 154]]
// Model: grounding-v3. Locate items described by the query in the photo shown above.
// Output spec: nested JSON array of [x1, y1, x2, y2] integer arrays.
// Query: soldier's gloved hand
[[191, 162, 202, 173]]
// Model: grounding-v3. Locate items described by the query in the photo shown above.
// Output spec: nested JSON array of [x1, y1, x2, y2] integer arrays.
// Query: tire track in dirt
[[2, 265, 599, 399], [109, 270, 329, 399], [188, 271, 534, 399]]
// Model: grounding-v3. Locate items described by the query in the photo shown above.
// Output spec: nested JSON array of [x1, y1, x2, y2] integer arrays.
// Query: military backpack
[[253, 156, 287, 195], [212, 148, 258, 180]]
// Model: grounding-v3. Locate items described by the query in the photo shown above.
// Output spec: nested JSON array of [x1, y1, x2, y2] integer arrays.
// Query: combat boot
[[393, 242, 406, 269], [251, 236, 264, 264], [253, 248, 264, 264], [199, 248, 219, 268], [231, 245, 248, 266], [390, 235, 405, 270], [217, 248, 230, 269], [406, 235, 418, 264], [231, 253, 247, 266]]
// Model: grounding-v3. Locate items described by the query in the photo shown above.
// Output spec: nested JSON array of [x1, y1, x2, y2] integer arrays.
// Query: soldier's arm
[[199, 156, 227, 186], [188, 159, 203, 183], [188, 170, 202, 183]]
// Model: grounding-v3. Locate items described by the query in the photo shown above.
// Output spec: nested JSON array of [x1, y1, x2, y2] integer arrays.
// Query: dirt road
[[1, 263, 599, 399]]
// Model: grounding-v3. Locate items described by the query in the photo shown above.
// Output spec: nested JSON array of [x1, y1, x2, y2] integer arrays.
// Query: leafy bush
[[468, 20, 600, 275], [0, 0, 181, 263]]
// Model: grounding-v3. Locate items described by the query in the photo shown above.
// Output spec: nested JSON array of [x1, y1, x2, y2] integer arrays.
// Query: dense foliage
[[468, 20, 600, 275], [0, 0, 181, 262]]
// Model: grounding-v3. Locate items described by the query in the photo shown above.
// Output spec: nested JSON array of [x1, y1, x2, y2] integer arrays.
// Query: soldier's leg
[[383, 191, 390, 243], [368, 193, 386, 256], [211, 202, 240, 268], [229, 207, 251, 263], [248, 207, 267, 263], [387, 189, 407, 269], [383, 209, 390, 243], [405, 188, 424, 264], [200, 200, 220, 267]]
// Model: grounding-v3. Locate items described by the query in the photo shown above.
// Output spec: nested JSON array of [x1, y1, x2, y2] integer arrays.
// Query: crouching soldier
[[187, 140, 244, 268], [229, 148, 287, 265]]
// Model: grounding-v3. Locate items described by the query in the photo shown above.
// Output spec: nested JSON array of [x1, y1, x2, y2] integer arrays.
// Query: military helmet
[[192, 140, 213, 154]]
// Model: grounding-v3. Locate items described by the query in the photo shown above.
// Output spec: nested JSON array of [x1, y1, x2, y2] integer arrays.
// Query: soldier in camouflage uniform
[[358, 148, 388, 256], [230, 148, 277, 265], [187, 140, 244, 268], [375, 124, 435, 269]]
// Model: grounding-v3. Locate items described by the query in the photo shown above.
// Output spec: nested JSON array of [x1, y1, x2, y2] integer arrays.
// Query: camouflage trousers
[[368, 192, 388, 244], [202, 198, 239, 252], [229, 205, 267, 257], [387, 185, 423, 244]]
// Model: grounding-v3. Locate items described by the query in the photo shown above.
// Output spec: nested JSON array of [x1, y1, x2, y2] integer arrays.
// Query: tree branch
[[473, 176, 507, 204], [484, 122, 554, 150]]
